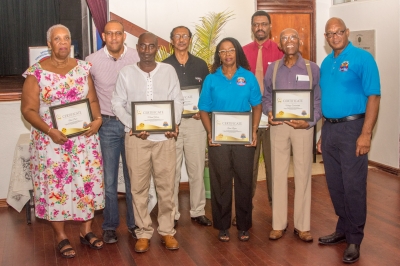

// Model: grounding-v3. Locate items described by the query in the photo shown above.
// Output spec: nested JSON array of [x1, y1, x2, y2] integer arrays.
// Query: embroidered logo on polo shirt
[[339, 61, 349, 72], [195, 77, 202, 83], [237, 77, 246, 86]]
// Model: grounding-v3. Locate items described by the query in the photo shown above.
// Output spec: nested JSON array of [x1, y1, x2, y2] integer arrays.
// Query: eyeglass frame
[[172, 34, 190, 40], [104, 31, 124, 37], [252, 22, 270, 28], [218, 48, 236, 56], [325, 29, 347, 39], [280, 35, 299, 43]]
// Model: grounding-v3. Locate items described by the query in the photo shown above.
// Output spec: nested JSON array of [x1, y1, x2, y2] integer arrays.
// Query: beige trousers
[[174, 118, 207, 220], [270, 123, 313, 231], [125, 134, 176, 239]]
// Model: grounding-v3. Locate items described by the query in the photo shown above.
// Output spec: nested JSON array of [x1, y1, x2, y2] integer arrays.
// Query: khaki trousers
[[174, 118, 207, 220], [270, 123, 313, 231], [125, 134, 176, 239]]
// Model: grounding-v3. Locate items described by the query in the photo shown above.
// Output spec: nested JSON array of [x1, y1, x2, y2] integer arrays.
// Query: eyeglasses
[[105, 31, 123, 37], [280, 35, 299, 42], [252, 22, 269, 28], [325, 30, 346, 39], [219, 48, 235, 56], [172, 34, 190, 40]]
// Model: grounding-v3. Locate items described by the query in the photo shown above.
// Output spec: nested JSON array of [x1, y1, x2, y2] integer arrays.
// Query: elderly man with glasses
[[163, 26, 212, 228], [262, 28, 321, 242]]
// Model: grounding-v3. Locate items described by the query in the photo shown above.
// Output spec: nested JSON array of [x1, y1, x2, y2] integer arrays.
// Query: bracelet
[[95, 116, 102, 120], [47, 128, 52, 134]]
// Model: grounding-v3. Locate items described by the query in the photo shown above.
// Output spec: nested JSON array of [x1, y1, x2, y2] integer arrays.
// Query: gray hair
[[47, 24, 71, 42]]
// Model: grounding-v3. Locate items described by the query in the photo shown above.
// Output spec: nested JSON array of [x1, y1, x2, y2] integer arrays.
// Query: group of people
[[21, 10, 380, 264]]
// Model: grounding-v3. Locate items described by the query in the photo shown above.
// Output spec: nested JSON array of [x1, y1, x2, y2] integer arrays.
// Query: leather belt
[[325, 114, 365, 123], [101, 114, 118, 120]]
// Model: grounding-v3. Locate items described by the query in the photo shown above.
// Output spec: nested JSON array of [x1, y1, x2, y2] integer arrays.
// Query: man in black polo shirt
[[163, 26, 211, 227]]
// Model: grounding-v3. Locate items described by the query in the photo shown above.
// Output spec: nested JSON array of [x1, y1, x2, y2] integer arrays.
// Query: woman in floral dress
[[21, 24, 105, 258]]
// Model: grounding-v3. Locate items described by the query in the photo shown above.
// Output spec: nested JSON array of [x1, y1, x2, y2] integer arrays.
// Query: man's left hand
[[165, 125, 179, 139], [284, 120, 309, 129], [356, 133, 372, 157], [192, 113, 201, 120]]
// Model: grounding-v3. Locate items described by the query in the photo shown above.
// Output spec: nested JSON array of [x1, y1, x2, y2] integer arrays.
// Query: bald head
[[280, 28, 299, 39], [137, 32, 158, 65], [138, 32, 158, 46], [324, 17, 349, 56], [104, 20, 124, 32], [325, 17, 346, 32]]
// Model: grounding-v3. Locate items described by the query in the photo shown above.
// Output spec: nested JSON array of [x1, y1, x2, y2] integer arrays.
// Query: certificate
[[259, 112, 269, 128], [131, 101, 176, 134], [212, 112, 252, 145], [181, 85, 200, 118], [49, 99, 93, 138], [272, 90, 313, 121]]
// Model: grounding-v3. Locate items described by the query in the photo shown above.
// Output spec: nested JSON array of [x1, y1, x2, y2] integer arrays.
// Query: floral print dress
[[23, 60, 105, 221]]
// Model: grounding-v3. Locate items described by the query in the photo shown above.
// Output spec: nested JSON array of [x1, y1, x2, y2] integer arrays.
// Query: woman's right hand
[[48, 128, 68, 145], [207, 132, 221, 147]]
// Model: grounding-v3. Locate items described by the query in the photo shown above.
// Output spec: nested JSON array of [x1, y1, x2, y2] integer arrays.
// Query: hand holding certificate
[[272, 90, 313, 121], [181, 86, 200, 118], [131, 101, 176, 134], [212, 112, 252, 145], [49, 99, 94, 138]]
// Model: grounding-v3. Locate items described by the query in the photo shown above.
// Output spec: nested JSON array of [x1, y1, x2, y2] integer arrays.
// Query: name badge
[[296, 75, 309, 81]]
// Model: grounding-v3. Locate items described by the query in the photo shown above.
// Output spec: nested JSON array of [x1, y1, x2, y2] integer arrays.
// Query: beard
[[255, 30, 269, 41]]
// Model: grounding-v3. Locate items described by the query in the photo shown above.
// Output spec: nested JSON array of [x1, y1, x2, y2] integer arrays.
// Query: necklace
[[50, 57, 69, 69]]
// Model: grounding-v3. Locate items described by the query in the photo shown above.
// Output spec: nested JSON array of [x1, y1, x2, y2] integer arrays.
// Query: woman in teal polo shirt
[[198, 37, 262, 242]]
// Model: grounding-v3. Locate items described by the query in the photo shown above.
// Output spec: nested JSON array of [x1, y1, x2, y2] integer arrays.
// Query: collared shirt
[[263, 53, 322, 127], [243, 39, 284, 75], [162, 52, 209, 87], [85, 46, 139, 116], [320, 42, 381, 118], [111, 62, 183, 141], [198, 66, 261, 112]]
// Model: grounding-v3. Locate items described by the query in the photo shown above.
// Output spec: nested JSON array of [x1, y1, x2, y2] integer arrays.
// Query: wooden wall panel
[[270, 13, 311, 60]]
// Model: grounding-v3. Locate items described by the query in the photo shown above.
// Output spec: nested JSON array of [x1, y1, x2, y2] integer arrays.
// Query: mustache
[[256, 30, 265, 34]]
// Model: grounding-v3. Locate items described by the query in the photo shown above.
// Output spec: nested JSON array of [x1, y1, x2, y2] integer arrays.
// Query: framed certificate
[[131, 101, 176, 134], [212, 112, 252, 145], [272, 90, 313, 121], [259, 113, 269, 128], [181, 85, 200, 118], [49, 98, 93, 138]]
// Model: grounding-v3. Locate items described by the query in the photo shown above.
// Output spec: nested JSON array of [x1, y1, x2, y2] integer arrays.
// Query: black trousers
[[321, 118, 368, 244], [208, 144, 255, 231]]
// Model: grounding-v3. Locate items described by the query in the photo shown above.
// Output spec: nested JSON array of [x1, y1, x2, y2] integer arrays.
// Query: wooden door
[[270, 13, 312, 60]]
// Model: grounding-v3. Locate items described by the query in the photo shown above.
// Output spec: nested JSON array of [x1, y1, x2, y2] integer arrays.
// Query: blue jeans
[[99, 117, 135, 230]]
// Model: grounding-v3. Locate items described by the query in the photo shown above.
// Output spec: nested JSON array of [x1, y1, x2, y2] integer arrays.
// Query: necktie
[[255, 45, 264, 94]]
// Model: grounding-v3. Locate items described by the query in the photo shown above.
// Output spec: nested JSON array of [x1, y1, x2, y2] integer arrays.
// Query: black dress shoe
[[318, 232, 346, 245], [343, 244, 360, 263], [191, 215, 212, 226]]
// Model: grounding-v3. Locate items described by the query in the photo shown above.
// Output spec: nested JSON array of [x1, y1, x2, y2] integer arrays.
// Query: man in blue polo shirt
[[317, 17, 380, 264]]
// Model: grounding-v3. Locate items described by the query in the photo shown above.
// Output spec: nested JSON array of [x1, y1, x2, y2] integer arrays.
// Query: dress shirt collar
[[329, 41, 353, 59], [103, 44, 128, 61], [278, 53, 307, 70], [252, 39, 273, 49]]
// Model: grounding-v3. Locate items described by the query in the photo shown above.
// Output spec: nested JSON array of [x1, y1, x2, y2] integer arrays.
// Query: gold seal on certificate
[[49, 99, 93, 138], [131, 100, 176, 134], [272, 90, 313, 121], [212, 112, 252, 145], [181, 85, 200, 118]]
